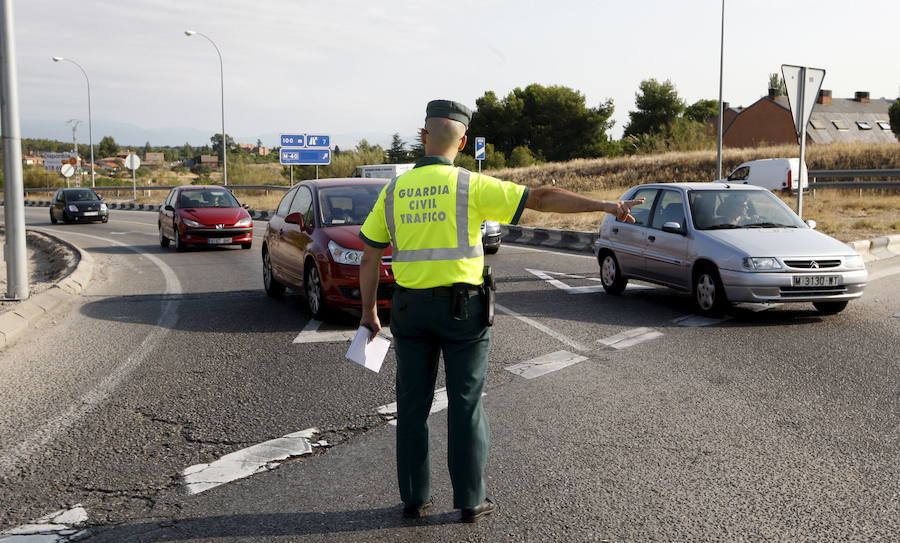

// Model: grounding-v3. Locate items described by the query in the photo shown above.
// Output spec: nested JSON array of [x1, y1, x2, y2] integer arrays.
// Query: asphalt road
[[1, 206, 898, 541]]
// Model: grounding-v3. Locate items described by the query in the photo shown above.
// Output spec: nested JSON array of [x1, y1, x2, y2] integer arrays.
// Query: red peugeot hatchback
[[158, 185, 253, 251], [262, 178, 393, 319]]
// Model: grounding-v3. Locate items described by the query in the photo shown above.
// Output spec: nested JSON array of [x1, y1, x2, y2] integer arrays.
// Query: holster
[[450, 283, 470, 321], [481, 266, 495, 326]]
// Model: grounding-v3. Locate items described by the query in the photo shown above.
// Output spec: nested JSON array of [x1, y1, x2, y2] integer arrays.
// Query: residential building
[[144, 151, 165, 165], [22, 155, 45, 167], [200, 155, 219, 168]]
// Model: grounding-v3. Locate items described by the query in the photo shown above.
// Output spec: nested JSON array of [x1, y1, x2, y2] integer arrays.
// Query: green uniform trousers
[[389, 287, 491, 509]]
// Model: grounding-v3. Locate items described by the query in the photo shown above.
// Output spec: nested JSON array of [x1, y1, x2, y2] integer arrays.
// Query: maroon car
[[262, 178, 393, 319], [158, 185, 253, 251]]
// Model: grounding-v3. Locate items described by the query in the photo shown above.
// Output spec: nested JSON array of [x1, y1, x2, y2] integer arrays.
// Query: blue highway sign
[[280, 148, 332, 165], [280, 134, 306, 147], [475, 137, 486, 160], [305, 135, 330, 148]]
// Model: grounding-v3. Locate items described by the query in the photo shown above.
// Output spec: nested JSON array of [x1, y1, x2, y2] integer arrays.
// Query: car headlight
[[843, 255, 865, 269], [182, 218, 202, 227], [68, 205, 78, 212], [234, 217, 252, 227], [100, 203, 108, 211], [741, 257, 783, 271], [328, 240, 363, 265]]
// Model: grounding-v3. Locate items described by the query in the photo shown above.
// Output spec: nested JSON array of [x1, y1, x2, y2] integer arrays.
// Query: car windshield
[[688, 190, 803, 230], [318, 184, 384, 226], [178, 189, 239, 208], [65, 189, 100, 202]]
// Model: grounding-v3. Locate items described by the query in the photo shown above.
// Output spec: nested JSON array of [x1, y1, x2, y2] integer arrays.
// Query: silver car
[[594, 183, 867, 316]]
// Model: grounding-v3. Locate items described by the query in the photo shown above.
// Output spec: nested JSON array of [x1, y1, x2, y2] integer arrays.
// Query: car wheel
[[173, 226, 186, 252], [158, 224, 170, 248], [305, 263, 328, 319], [62, 213, 72, 224], [484, 245, 499, 255], [599, 251, 628, 294], [262, 247, 285, 298], [241, 242, 252, 250], [50, 211, 58, 224], [693, 265, 728, 317], [813, 301, 848, 315], [101, 216, 108, 223]]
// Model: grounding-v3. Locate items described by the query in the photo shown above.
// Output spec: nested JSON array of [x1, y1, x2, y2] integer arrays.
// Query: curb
[[0, 229, 94, 350]]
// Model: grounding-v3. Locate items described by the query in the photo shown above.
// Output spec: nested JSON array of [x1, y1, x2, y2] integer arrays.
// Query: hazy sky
[[11, 0, 900, 149]]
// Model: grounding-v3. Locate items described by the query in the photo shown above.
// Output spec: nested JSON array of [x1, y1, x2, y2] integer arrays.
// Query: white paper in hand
[[346, 326, 391, 373]]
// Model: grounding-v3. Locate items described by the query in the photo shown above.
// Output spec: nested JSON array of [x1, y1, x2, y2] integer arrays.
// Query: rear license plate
[[792, 275, 840, 287], [208, 238, 231, 244], [82, 211, 99, 216]]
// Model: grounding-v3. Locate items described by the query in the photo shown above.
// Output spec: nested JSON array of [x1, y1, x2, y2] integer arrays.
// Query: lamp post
[[184, 30, 227, 185], [52, 56, 95, 187], [715, 0, 725, 179]]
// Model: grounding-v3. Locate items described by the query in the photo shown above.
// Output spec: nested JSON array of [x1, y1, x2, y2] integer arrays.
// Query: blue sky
[[12, 0, 900, 149]]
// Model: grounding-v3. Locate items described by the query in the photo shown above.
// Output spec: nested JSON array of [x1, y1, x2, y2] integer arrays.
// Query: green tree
[[210, 133, 235, 155], [143, 141, 152, 156], [768, 73, 787, 96], [467, 84, 616, 162], [181, 142, 194, 160], [385, 133, 409, 163], [889, 100, 900, 141], [508, 145, 537, 168], [97, 136, 119, 158], [483, 143, 506, 169], [684, 99, 720, 124], [623, 79, 685, 138]]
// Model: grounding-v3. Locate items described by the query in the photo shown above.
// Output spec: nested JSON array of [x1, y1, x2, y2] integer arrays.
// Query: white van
[[356, 163, 414, 179], [715, 158, 809, 192]]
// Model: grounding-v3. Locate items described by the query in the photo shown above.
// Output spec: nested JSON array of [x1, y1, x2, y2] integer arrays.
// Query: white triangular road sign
[[781, 64, 825, 134]]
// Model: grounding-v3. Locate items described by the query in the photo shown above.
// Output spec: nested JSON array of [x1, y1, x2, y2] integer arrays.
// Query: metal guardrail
[[809, 169, 900, 179], [809, 181, 900, 190]]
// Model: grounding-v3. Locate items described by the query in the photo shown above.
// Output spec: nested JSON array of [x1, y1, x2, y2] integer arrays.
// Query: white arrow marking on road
[[183, 428, 318, 495], [0, 504, 89, 541], [376, 387, 484, 426], [505, 350, 588, 380], [292, 320, 393, 344], [597, 327, 663, 349], [525, 268, 654, 294]]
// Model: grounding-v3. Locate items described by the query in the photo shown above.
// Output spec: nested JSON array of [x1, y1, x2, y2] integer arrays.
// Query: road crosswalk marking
[[525, 268, 654, 295], [292, 320, 392, 344], [505, 350, 588, 379], [182, 428, 318, 495], [597, 327, 663, 349]]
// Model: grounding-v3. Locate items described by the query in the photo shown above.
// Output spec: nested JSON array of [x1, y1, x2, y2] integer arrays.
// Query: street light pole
[[715, 0, 725, 179], [52, 56, 95, 187], [185, 30, 227, 186]]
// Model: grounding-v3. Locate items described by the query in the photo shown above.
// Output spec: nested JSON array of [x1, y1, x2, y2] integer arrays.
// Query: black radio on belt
[[482, 265, 495, 327]]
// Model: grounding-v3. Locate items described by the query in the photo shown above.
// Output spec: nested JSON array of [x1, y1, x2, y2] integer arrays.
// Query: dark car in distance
[[49, 188, 109, 224], [262, 178, 394, 319], [158, 185, 253, 251]]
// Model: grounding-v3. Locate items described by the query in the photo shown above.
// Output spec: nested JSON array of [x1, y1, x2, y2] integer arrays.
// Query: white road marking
[[0, 504, 88, 542], [376, 387, 483, 426], [893, 312, 899, 319], [525, 268, 655, 295], [505, 244, 595, 259], [597, 327, 664, 349], [505, 350, 588, 379], [0, 230, 182, 477], [183, 428, 318, 495], [672, 315, 729, 327], [734, 302, 782, 312], [495, 302, 591, 352], [292, 319, 392, 344]]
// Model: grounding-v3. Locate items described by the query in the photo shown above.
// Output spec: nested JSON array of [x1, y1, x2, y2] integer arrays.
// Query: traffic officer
[[358, 99, 642, 523]]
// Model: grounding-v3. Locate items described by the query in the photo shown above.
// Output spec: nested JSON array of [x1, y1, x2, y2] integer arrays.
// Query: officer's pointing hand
[[615, 198, 645, 223]]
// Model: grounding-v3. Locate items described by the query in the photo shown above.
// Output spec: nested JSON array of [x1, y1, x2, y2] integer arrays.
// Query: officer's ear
[[457, 134, 467, 152]]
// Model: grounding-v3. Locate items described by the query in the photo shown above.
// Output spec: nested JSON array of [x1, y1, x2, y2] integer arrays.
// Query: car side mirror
[[242, 203, 250, 209], [284, 212, 304, 227], [164, 204, 175, 211], [804, 219, 817, 230], [662, 221, 685, 235]]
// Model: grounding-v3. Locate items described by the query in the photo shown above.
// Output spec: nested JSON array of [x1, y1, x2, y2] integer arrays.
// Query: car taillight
[[787, 169, 792, 190]]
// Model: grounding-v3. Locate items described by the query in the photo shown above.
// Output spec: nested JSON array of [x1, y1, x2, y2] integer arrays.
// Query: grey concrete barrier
[[501, 224, 598, 253]]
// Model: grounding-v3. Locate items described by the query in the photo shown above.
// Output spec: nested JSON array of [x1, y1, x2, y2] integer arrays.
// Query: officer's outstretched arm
[[359, 244, 386, 339], [525, 186, 643, 223]]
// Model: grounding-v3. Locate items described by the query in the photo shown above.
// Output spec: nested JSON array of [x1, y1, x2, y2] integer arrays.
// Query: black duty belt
[[396, 284, 482, 296]]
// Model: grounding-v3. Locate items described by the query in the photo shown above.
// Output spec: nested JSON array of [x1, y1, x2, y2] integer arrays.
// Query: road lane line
[[0, 231, 182, 477], [672, 315, 729, 327], [292, 320, 392, 344], [0, 504, 89, 541], [505, 350, 588, 379], [495, 302, 591, 352], [504, 244, 595, 259], [597, 327, 663, 349], [183, 428, 318, 495]]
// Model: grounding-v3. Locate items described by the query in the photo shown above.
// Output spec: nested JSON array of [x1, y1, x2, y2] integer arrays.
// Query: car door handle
[[612, 227, 619, 234], [648, 235, 656, 242]]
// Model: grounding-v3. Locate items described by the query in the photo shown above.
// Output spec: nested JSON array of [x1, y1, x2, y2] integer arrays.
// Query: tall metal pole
[[1, 0, 29, 300], [185, 30, 227, 186], [715, 0, 725, 179], [52, 57, 95, 187], [796, 67, 807, 219]]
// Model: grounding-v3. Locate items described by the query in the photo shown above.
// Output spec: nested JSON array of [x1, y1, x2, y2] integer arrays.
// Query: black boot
[[402, 498, 433, 519], [460, 498, 496, 523]]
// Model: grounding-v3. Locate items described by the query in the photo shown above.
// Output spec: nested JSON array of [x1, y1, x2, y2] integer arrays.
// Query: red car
[[262, 178, 393, 319], [158, 185, 253, 251]]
